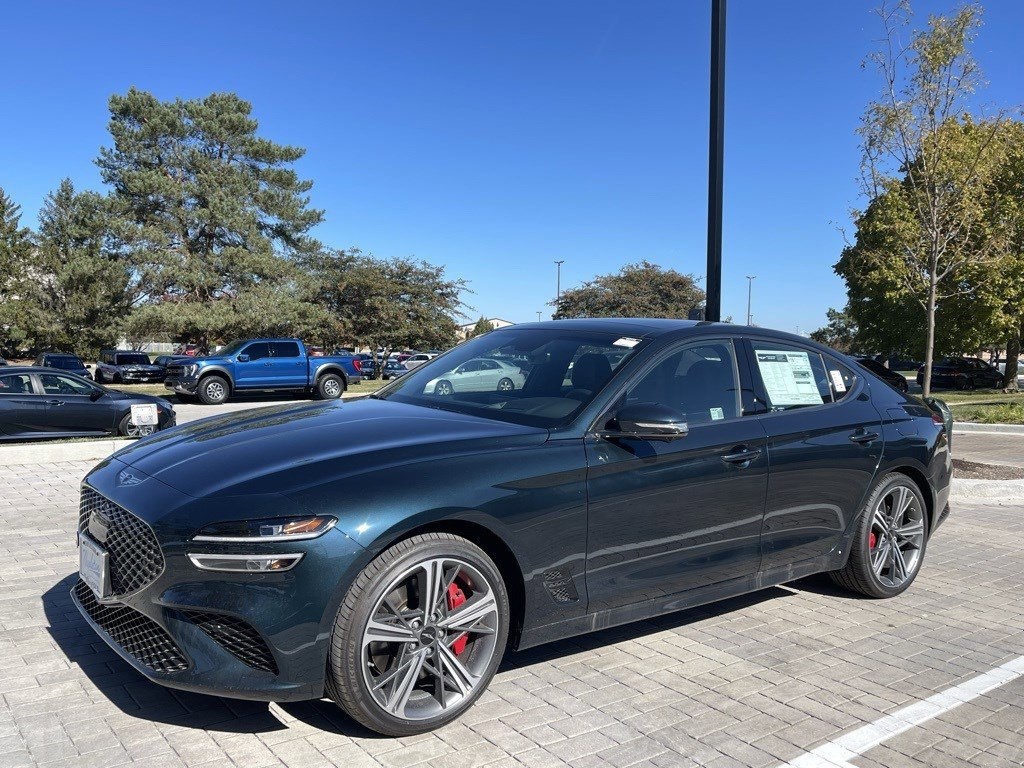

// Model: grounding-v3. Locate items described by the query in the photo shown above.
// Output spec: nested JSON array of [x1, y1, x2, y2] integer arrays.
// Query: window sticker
[[829, 369, 847, 393], [710, 407, 725, 421], [613, 337, 640, 348], [755, 350, 823, 407]]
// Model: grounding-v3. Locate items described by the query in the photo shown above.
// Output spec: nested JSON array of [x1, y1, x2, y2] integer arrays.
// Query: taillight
[[931, 411, 944, 426], [352, 359, 361, 372]]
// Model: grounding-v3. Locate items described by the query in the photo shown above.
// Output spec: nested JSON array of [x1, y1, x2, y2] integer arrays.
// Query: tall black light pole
[[705, 0, 727, 322]]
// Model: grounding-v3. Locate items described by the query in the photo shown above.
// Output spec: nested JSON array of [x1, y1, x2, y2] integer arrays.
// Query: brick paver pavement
[[1, 460, 1022, 767]]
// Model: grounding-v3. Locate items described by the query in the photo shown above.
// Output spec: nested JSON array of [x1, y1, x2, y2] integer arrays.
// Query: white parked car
[[403, 352, 437, 370], [423, 357, 526, 395], [995, 358, 1024, 385]]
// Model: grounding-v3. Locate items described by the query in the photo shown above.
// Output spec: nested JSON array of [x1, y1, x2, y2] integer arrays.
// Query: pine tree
[[0, 188, 36, 354], [98, 88, 328, 346]]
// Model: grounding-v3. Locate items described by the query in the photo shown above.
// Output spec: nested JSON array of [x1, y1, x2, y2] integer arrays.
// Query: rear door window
[[750, 341, 832, 410], [823, 356, 858, 402], [271, 342, 301, 358], [0, 374, 34, 395]]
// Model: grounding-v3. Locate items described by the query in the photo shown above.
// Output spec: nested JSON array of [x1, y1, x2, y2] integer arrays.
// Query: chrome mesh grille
[[73, 580, 188, 673], [80, 486, 164, 596], [184, 611, 279, 674]]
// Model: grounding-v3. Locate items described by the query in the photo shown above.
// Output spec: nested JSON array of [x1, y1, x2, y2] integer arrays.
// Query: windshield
[[116, 353, 151, 365], [378, 327, 644, 427], [49, 356, 85, 370]]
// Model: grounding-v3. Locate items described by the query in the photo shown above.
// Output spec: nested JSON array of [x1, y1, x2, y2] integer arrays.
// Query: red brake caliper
[[869, 531, 878, 549], [446, 582, 468, 655]]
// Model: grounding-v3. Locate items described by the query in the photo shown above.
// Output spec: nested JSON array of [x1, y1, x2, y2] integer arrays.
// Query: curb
[[953, 422, 1024, 435], [949, 477, 1024, 503], [1, 439, 135, 466]]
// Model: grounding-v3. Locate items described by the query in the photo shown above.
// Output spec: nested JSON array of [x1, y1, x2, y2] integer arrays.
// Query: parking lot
[[0, 461, 1022, 767]]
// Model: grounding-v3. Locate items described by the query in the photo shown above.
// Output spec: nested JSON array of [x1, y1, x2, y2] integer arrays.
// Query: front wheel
[[197, 375, 230, 405], [118, 413, 156, 438], [326, 533, 509, 736], [830, 473, 928, 598]]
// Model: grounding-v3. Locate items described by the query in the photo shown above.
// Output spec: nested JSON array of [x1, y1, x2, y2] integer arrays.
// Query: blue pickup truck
[[163, 338, 362, 404]]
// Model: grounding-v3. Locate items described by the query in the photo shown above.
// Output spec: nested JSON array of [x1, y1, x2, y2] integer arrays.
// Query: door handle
[[722, 447, 762, 465], [849, 431, 879, 444], [47, 399, 63, 406]]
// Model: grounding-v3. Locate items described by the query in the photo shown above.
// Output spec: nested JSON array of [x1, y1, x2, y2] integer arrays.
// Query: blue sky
[[3, 1, 1022, 333]]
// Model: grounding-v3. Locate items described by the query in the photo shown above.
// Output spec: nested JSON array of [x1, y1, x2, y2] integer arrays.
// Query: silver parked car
[[424, 357, 526, 395], [403, 352, 437, 370]]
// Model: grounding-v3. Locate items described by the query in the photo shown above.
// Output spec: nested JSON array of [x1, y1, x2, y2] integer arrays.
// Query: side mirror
[[89, 389, 104, 401], [237, 354, 249, 362], [603, 403, 689, 442], [85, 365, 92, 370]]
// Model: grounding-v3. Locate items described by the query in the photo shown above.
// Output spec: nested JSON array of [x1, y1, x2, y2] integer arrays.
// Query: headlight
[[192, 515, 336, 542], [184, 363, 198, 376]]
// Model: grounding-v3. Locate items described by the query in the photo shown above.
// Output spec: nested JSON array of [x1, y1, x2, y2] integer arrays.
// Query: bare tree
[[859, 1, 1005, 396]]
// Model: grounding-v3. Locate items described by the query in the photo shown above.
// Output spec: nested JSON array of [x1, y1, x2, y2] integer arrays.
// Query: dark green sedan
[[72, 320, 952, 735]]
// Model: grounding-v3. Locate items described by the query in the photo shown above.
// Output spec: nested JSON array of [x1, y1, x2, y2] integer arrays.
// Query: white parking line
[[779, 655, 1024, 768]]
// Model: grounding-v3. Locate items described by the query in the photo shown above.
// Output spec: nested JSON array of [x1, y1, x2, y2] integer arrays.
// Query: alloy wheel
[[126, 422, 156, 438], [205, 380, 226, 401], [360, 557, 499, 722], [497, 378, 514, 392], [868, 485, 925, 588], [435, 381, 453, 396], [323, 378, 342, 397]]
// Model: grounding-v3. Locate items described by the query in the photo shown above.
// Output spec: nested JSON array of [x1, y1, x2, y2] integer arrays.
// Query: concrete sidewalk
[[953, 431, 1024, 468]]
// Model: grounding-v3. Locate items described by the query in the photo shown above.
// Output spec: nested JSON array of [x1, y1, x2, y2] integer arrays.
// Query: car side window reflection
[[626, 340, 741, 426], [40, 374, 94, 396]]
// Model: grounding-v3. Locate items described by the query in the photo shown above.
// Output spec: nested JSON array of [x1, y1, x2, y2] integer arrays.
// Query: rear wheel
[[434, 380, 453, 396], [197, 375, 230, 405], [830, 472, 928, 598], [315, 373, 345, 400], [496, 377, 515, 392], [326, 533, 509, 736]]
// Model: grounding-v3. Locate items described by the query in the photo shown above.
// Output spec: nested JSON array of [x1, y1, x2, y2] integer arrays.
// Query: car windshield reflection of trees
[[378, 329, 643, 428], [140, 403, 336, 445]]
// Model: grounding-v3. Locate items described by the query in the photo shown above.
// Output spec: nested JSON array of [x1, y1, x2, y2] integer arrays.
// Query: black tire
[[315, 373, 345, 400], [434, 380, 454, 396], [496, 377, 515, 392], [898, 379, 908, 393], [954, 376, 968, 391], [118, 413, 156, 438], [197, 375, 230, 405], [325, 533, 509, 736], [829, 472, 929, 599]]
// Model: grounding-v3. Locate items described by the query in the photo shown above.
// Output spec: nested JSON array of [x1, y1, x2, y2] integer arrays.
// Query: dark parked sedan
[[72, 320, 951, 736], [917, 357, 1003, 390], [856, 358, 909, 392], [95, 349, 166, 384], [0, 367, 175, 441], [33, 351, 91, 379]]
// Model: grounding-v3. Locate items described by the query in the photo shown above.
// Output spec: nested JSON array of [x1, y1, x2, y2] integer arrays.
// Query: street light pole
[[745, 275, 755, 325], [554, 260, 564, 303], [536, 311, 542, 322], [705, 0, 727, 322]]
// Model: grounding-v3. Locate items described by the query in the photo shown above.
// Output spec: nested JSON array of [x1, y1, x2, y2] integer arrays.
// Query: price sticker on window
[[829, 370, 847, 393], [130, 403, 159, 426]]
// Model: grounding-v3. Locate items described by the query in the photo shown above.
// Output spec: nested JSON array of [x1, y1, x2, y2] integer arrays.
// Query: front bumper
[[72, 463, 366, 702], [164, 376, 199, 395]]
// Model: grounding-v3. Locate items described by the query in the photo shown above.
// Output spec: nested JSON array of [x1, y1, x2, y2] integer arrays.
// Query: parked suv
[[163, 338, 363, 404], [33, 352, 90, 379], [917, 357, 1003, 390], [94, 350, 166, 384]]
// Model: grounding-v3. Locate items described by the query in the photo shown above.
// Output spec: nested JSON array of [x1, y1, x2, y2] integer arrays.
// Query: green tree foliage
[[468, 317, 494, 338], [809, 306, 859, 353], [10, 180, 131, 356], [0, 188, 35, 354], [98, 87, 328, 346], [305, 250, 468, 376], [856, 2, 1006, 395], [553, 261, 704, 320]]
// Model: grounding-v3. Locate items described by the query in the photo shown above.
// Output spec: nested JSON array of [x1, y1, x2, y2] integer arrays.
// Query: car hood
[[110, 398, 547, 498]]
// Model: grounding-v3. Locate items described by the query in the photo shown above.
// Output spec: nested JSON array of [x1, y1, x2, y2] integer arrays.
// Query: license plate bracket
[[79, 534, 111, 600]]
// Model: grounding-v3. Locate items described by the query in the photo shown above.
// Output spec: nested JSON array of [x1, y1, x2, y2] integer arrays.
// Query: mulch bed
[[953, 458, 1024, 481]]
